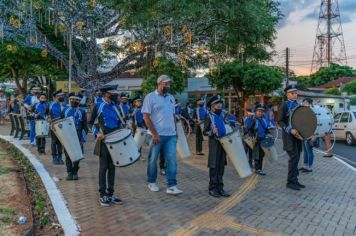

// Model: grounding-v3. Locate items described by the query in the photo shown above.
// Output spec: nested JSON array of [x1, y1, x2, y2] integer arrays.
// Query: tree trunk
[[10, 66, 26, 98]]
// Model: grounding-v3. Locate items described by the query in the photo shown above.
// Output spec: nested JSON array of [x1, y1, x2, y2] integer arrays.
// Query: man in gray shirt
[[142, 75, 183, 195]]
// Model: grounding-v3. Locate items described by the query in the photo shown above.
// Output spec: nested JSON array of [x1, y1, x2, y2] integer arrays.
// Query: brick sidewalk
[[1, 124, 355, 236]]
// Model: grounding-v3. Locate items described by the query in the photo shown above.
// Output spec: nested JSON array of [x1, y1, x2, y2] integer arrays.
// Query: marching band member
[[32, 93, 48, 154], [203, 95, 230, 198], [248, 104, 270, 176], [62, 92, 88, 181], [22, 85, 41, 146], [119, 93, 131, 121], [48, 89, 66, 165], [131, 96, 145, 132], [194, 98, 206, 156], [277, 84, 305, 191], [143, 75, 183, 195], [89, 85, 124, 206], [243, 109, 255, 168]]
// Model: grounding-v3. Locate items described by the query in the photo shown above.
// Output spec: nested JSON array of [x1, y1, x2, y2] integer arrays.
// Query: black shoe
[[299, 167, 307, 171], [99, 196, 111, 207], [209, 190, 221, 198], [72, 173, 78, 180], [52, 156, 59, 165], [66, 173, 73, 181], [110, 195, 123, 205], [296, 182, 305, 188], [286, 183, 301, 191], [301, 168, 312, 173], [58, 156, 64, 165], [197, 152, 204, 156], [255, 170, 266, 176], [323, 154, 333, 158], [218, 189, 231, 197]]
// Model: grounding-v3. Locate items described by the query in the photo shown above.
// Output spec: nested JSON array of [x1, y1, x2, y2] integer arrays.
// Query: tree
[[324, 87, 341, 96], [139, 57, 187, 96], [310, 64, 353, 87], [342, 81, 356, 95], [0, 42, 66, 97], [208, 61, 283, 112]]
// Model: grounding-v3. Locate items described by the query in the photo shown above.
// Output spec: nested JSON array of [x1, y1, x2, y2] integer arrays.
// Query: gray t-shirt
[[142, 90, 176, 136]]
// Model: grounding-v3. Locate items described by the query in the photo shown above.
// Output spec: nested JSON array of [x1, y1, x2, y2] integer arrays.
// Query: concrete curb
[[0, 135, 80, 236]]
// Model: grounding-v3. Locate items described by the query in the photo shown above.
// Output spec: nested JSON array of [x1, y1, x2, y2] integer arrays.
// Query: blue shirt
[[197, 107, 206, 121], [254, 117, 268, 139], [97, 102, 124, 132], [175, 105, 182, 115], [22, 94, 39, 108], [133, 108, 144, 127], [49, 102, 66, 120], [209, 112, 226, 138], [94, 96, 104, 104], [64, 106, 87, 142], [34, 102, 48, 119]]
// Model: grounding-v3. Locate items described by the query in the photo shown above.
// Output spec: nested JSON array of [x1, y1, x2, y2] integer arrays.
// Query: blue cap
[[68, 92, 83, 100], [52, 89, 64, 97], [99, 85, 119, 94], [255, 103, 266, 111], [207, 95, 223, 108], [284, 84, 298, 93]]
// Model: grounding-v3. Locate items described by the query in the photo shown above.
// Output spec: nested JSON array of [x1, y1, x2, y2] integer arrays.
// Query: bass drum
[[104, 129, 140, 167], [53, 117, 83, 162], [219, 130, 252, 178], [176, 120, 191, 159], [134, 128, 147, 149], [290, 106, 317, 139], [311, 105, 334, 137], [35, 120, 49, 137]]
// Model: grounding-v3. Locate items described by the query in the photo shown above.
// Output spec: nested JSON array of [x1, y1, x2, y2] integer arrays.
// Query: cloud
[[278, 0, 356, 27]]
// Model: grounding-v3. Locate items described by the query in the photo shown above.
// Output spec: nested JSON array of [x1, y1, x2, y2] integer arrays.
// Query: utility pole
[[311, 0, 347, 73], [68, 24, 73, 93], [285, 47, 290, 87]]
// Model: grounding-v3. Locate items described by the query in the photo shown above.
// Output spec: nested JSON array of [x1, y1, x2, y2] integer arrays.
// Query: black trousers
[[209, 145, 226, 191], [65, 144, 82, 174], [51, 130, 63, 157], [195, 125, 203, 153], [36, 137, 46, 153], [287, 150, 301, 184], [252, 146, 264, 171], [99, 142, 116, 197]]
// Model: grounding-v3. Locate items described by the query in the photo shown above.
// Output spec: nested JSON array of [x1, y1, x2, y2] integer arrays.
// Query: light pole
[[68, 24, 73, 93]]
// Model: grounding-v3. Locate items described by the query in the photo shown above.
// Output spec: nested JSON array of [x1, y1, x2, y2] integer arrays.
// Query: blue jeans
[[147, 135, 177, 187], [303, 140, 314, 168], [29, 120, 36, 144]]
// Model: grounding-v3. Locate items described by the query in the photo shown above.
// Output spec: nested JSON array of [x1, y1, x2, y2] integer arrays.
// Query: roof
[[317, 77, 356, 89], [298, 90, 349, 99], [118, 71, 143, 79]]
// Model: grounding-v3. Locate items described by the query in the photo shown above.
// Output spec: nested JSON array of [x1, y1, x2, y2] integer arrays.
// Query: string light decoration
[[89, 0, 96, 8], [184, 32, 192, 46], [152, 59, 159, 69], [41, 49, 48, 57], [198, 46, 206, 55], [76, 21, 85, 31], [59, 23, 66, 32], [118, 17, 127, 26], [103, 40, 110, 50], [9, 16, 21, 28]]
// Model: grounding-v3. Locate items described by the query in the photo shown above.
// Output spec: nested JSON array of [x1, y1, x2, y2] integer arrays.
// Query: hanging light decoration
[[30, 36, 36, 43], [89, 0, 96, 8], [164, 25, 173, 43], [76, 21, 85, 31], [41, 49, 48, 57], [184, 32, 192, 46], [198, 46, 206, 55], [6, 44, 13, 52], [59, 23, 66, 32], [33, 1, 41, 10], [118, 17, 127, 26], [9, 16, 22, 28], [152, 59, 159, 69], [178, 51, 186, 67], [103, 40, 110, 50], [181, 25, 188, 33]]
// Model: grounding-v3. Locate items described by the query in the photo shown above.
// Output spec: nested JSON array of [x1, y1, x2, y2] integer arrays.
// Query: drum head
[[105, 129, 132, 143], [291, 106, 317, 139]]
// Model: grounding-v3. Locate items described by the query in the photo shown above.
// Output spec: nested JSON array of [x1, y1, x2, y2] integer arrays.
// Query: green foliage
[[295, 76, 313, 89], [0, 207, 15, 223], [208, 61, 283, 96], [342, 80, 356, 95], [324, 87, 341, 95], [310, 64, 353, 87], [139, 57, 187, 96], [350, 97, 356, 106]]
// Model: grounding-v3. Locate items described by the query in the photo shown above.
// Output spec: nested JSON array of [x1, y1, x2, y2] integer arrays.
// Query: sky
[[273, 0, 356, 76]]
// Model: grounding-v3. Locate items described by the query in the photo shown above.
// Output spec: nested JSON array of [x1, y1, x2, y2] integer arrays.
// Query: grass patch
[[0, 166, 11, 175], [0, 207, 15, 224]]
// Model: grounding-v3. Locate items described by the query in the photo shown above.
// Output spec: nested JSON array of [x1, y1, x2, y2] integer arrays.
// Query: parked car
[[333, 111, 356, 145]]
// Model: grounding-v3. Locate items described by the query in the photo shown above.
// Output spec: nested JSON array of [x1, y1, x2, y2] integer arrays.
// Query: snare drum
[[35, 120, 49, 137], [311, 105, 334, 137], [134, 128, 147, 149], [104, 129, 140, 167], [219, 129, 252, 178], [52, 117, 83, 162]]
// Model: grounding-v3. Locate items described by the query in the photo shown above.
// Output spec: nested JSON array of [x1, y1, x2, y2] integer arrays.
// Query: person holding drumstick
[[90, 85, 125, 207], [278, 85, 305, 191], [203, 95, 230, 198], [32, 93, 48, 155]]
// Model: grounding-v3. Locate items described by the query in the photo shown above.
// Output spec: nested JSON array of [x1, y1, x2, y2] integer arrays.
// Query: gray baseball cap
[[157, 75, 172, 84]]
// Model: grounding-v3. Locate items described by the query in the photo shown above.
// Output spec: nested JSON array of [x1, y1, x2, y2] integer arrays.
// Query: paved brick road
[[1, 124, 355, 236]]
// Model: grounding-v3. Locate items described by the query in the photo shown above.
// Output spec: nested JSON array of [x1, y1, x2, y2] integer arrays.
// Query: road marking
[[170, 175, 280, 236], [314, 148, 356, 172]]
